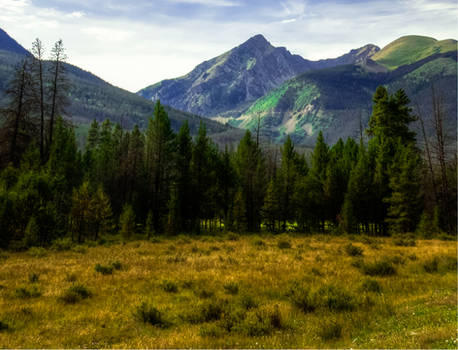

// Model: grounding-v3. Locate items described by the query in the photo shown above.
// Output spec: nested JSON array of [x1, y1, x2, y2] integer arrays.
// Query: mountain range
[[139, 34, 457, 145], [0, 28, 456, 147]]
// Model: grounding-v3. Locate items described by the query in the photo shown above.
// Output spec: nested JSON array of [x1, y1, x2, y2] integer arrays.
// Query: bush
[[160, 280, 178, 293], [235, 305, 282, 336], [423, 257, 439, 273], [135, 302, 168, 327], [289, 283, 317, 313], [344, 243, 363, 256], [185, 299, 226, 324], [239, 294, 258, 310], [111, 261, 122, 270], [15, 286, 41, 298], [317, 319, 342, 341], [51, 237, 73, 251], [253, 238, 266, 247], [393, 237, 416, 247], [360, 278, 382, 293], [60, 284, 92, 304], [199, 323, 224, 337], [71, 245, 87, 254], [27, 247, 47, 258], [0, 320, 8, 331], [95, 263, 113, 275], [28, 272, 39, 283], [227, 233, 239, 241], [277, 240, 291, 249], [317, 285, 355, 311], [223, 282, 239, 295], [361, 260, 396, 276]]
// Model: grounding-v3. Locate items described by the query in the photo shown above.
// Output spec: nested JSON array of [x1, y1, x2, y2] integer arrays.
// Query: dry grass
[[0, 234, 456, 348]]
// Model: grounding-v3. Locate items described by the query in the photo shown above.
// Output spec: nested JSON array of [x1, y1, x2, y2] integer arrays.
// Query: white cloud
[[166, 0, 241, 6]]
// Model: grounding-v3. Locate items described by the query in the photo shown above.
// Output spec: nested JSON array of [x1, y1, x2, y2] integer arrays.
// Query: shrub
[[311, 267, 323, 276], [235, 306, 282, 336], [72, 245, 87, 254], [227, 233, 239, 241], [344, 243, 363, 256], [277, 240, 291, 249], [51, 237, 73, 251], [185, 299, 226, 324], [111, 261, 122, 270], [361, 260, 396, 276], [28, 272, 39, 283], [27, 247, 47, 258], [0, 320, 8, 331], [65, 273, 77, 282], [239, 294, 258, 310], [423, 257, 439, 273], [317, 285, 355, 311], [223, 282, 239, 295], [289, 283, 317, 313], [393, 237, 416, 247], [135, 302, 168, 327], [253, 238, 266, 247], [360, 278, 382, 293], [194, 288, 214, 299], [95, 263, 113, 275], [317, 319, 342, 341], [60, 284, 92, 304], [160, 280, 178, 293], [199, 323, 224, 337], [15, 286, 41, 298]]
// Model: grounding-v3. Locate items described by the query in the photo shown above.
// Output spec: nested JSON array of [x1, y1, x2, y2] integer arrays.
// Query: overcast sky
[[1, 0, 456, 92]]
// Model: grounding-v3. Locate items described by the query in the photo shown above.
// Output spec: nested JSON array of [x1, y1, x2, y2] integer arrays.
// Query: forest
[[0, 39, 456, 251]]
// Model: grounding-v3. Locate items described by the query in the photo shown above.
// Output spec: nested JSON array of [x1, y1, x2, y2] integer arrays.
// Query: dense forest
[[0, 40, 456, 250]]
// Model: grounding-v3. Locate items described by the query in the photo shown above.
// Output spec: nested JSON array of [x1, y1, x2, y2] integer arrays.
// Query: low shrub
[[317, 285, 355, 311], [95, 264, 114, 275], [65, 273, 77, 282], [160, 280, 178, 293], [226, 233, 239, 241], [288, 283, 317, 313], [135, 302, 168, 327], [199, 323, 224, 337], [27, 247, 47, 258], [51, 237, 73, 251], [277, 240, 291, 249], [15, 286, 41, 298], [60, 284, 92, 304], [423, 257, 439, 273], [344, 243, 363, 256], [235, 305, 283, 336], [239, 294, 259, 310], [253, 239, 266, 247], [223, 281, 239, 295], [28, 272, 39, 283], [111, 261, 122, 270], [71, 245, 87, 254], [360, 278, 382, 293], [0, 320, 8, 331], [317, 319, 342, 341], [361, 260, 396, 276], [393, 237, 416, 247], [311, 267, 323, 276], [185, 299, 226, 324]]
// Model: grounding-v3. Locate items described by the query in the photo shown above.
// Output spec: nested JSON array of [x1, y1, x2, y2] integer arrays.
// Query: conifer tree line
[[0, 41, 456, 249]]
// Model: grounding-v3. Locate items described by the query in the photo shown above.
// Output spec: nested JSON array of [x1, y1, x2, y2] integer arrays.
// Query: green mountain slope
[[372, 35, 457, 70], [231, 50, 457, 145]]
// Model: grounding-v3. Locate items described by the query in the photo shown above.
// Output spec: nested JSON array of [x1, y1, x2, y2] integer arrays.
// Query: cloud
[[0, 0, 456, 91]]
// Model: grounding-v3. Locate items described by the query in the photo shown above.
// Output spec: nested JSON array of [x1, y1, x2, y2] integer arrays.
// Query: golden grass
[[0, 234, 456, 348]]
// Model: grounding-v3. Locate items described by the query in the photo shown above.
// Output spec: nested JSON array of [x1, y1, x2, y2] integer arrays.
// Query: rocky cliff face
[[138, 35, 380, 118]]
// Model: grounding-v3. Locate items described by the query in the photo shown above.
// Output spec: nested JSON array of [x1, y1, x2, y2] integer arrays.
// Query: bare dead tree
[[31, 38, 46, 163]]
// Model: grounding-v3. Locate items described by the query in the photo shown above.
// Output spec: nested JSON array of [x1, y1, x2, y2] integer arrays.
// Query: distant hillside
[[230, 50, 457, 145], [138, 34, 379, 118], [0, 29, 241, 145], [372, 35, 457, 70]]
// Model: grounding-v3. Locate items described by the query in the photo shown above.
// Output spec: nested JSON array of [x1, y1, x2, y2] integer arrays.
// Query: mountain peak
[[242, 34, 271, 48], [0, 28, 29, 55]]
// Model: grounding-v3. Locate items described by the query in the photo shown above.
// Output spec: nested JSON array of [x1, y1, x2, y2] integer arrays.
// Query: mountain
[[0, 29, 240, 144], [371, 35, 457, 70], [138, 34, 379, 118], [230, 36, 457, 145]]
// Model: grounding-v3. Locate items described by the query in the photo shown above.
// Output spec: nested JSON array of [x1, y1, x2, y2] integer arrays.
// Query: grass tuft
[[344, 243, 363, 256], [60, 284, 92, 304]]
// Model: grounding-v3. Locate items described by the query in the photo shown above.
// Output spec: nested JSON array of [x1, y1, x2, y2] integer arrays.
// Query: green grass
[[0, 235, 455, 348], [372, 35, 457, 70]]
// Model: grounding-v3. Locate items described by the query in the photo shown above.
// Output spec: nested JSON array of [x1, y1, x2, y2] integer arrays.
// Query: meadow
[[0, 233, 456, 348]]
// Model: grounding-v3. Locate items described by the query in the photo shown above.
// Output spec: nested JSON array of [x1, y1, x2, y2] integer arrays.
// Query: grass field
[[0, 233, 456, 348]]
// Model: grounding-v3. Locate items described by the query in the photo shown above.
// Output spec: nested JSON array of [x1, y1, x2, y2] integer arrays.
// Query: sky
[[1, 0, 456, 92]]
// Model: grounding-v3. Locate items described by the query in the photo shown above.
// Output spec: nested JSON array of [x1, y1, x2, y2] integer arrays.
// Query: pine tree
[[262, 179, 280, 232], [119, 204, 136, 239]]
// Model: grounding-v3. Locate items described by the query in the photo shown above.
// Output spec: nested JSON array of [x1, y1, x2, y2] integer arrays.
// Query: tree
[[120, 204, 136, 239], [278, 136, 298, 231], [47, 39, 68, 160], [144, 101, 175, 233], [262, 179, 280, 232], [31, 38, 46, 163], [0, 57, 36, 167]]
